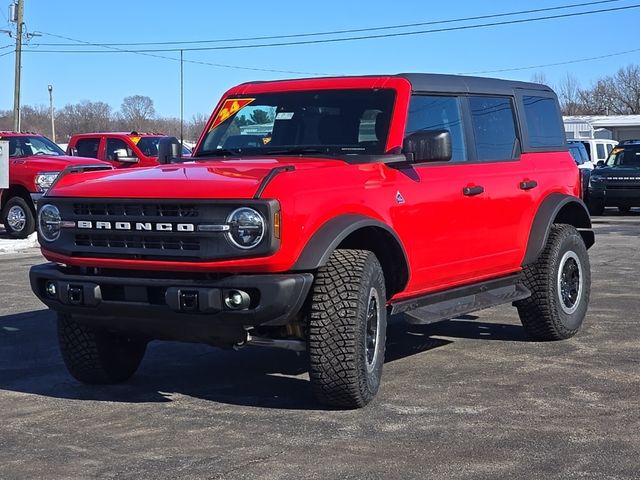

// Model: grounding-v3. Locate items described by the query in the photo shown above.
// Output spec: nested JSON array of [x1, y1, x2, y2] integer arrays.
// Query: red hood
[[48, 157, 344, 199], [20, 155, 107, 171]]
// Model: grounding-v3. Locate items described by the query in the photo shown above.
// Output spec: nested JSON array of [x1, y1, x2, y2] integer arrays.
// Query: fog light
[[46, 281, 57, 297], [224, 290, 250, 310]]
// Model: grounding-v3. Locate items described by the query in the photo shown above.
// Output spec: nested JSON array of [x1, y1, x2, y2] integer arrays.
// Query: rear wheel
[[515, 225, 590, 340], [307, 249, 387, 409], [57, 313, 147, 384], [2, 196, 35, 238]]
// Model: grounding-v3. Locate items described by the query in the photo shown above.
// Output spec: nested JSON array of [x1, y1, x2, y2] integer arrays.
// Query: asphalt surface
[[1, 212, 639, 479]]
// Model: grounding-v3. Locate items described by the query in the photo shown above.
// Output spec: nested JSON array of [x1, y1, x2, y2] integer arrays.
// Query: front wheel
[[57, 314, 147, 384], [2, 196, 35, 238], [515, 224, 591, 341], [307, 249, 387, 409]]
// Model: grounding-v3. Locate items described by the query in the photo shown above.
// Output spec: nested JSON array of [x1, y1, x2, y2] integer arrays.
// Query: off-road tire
[[2, 196, 35, 238], [515, 224, 590, 341], [57, 313, 147, 384], [587, 199, 604, 216], [307, 249, 387, 409]]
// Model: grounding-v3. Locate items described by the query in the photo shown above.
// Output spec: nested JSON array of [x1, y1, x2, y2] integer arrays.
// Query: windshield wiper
[[263, 147, 332, 155], [193, 148, 240, 158]]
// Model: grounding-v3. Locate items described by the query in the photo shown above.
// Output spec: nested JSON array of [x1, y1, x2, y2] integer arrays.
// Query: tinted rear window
[[523, 96, 565, 148], [469, 96, 518, 161]]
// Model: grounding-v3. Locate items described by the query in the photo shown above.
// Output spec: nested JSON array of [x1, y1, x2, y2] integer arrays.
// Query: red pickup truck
[[0, 132, 108, 237], [67, 132, 191, 168], [30, 74, 593, 408]]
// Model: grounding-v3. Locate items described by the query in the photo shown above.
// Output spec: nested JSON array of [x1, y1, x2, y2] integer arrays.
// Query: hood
[[48, 157, 345, 199], [24, 155, 108, 171]]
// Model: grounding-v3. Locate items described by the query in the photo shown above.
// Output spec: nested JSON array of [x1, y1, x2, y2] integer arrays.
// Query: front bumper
[[589, 187, 640, 206], [30, 263, 313, 345]]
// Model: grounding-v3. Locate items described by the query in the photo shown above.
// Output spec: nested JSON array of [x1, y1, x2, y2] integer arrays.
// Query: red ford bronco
[[30, 74, 594, 408], [0, 132, 108, 238]]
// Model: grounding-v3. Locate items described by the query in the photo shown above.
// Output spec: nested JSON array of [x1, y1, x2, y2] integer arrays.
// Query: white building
[[564, 115, 640, 141]]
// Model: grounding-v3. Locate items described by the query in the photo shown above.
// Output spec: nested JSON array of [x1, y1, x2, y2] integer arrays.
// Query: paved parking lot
[[1, 213, 639, 479]]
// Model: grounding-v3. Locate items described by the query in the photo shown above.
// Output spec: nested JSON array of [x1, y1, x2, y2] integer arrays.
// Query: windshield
[[5, 135, 65, 158], [195, 89, 396, 157], [605, 145, 640, 167], [136, 137, 191, 157]]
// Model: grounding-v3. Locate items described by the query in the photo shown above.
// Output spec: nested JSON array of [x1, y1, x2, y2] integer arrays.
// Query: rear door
[[74, 137, 102, 159], [464, 95, 538, 274]]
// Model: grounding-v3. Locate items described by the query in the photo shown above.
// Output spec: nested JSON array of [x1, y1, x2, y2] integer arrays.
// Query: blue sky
[[1, 0, 638, 120]]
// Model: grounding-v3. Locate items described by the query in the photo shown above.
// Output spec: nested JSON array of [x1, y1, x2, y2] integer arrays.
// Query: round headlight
[[38, 204, 61, 242], [226, 207, 265, 249]]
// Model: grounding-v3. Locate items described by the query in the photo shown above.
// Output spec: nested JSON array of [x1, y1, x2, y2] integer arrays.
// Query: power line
[[24, 3, 640, 53], [30, 0, 624, 47], [460, 46, 640, 74], [21, 30, 334, 76]]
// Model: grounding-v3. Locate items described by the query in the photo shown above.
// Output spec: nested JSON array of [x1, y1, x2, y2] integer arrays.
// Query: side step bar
[[389, 274, 531, 325]]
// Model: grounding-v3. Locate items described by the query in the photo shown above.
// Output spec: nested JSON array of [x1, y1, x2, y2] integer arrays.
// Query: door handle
[[463, 185, 484, 196], [519, 180, 538, 190]]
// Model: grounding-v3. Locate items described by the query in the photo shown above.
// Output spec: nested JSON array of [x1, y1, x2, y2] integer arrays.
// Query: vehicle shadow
[[0, 309, 528, 410]]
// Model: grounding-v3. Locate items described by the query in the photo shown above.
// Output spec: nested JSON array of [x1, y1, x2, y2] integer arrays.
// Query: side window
[[75, 138, 100, 158], [106, 138, 135, 160], [596, 143, 606, 160], [522, 96, 564, 148], [406, 95, 466, 161], [469, 96, 518, 161]]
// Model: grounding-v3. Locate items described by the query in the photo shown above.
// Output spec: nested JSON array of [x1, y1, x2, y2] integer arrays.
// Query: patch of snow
[[0, 232, 40, 254]]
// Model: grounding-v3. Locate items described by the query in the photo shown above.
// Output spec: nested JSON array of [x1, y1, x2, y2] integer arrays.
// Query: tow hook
[[235, 330, 306, 352]]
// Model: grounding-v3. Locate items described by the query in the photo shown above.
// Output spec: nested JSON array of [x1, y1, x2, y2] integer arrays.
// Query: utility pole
[[12, 0, 24, 131], [48, 84, 55, 142], [180, 49, 184, 146]]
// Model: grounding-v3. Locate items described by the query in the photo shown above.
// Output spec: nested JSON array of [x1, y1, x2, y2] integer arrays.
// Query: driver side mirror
[[158, 137, 183, 164], [403, 130, 452, 163], [596, 160, 605, 167], [113, 148, 139, 164]]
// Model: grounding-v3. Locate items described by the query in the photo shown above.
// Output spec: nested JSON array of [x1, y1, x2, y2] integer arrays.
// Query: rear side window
[[522, 96, 564, 148], [75, 138, 100, 158], [469, 96, 518, 161], [596, 143, 606, 160], [406, 95, 466, 161]]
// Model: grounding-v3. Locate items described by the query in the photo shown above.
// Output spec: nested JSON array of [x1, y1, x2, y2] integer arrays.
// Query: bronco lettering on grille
[[77, 221, 195, 232]]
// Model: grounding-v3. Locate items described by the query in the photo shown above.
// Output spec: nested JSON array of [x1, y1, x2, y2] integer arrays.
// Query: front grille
[[73, 202, 199, 218], [75, 234, 201, 251], [47, 198, 277, 262]]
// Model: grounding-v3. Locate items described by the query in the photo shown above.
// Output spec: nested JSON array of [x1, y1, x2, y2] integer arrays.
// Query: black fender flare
[[291, 214, 409, 272], [523, 193, 594, 265]]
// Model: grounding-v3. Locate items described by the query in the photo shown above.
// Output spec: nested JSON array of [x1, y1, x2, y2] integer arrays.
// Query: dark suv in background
[[588, 140, 640, 214]]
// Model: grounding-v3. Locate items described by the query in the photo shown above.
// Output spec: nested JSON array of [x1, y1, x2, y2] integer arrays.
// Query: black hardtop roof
[[397, 73, 553, 95]]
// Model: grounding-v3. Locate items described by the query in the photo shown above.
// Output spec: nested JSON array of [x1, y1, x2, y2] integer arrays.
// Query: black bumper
[[589, 187, 640, 206], [30, 263, 313, 345]]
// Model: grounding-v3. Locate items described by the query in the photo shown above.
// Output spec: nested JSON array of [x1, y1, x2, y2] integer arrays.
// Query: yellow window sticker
[[130, 136, 142, 145], [611, 148, 623, 155], [209, 98, 255, 131]]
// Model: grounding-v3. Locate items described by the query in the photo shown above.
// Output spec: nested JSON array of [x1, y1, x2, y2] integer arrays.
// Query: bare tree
[[120, 95, 156, 131], [186, 113, 209, 142], [56, 101, 114, 141], [557, 74, 582, 115], [530, 71, 548, 85]]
